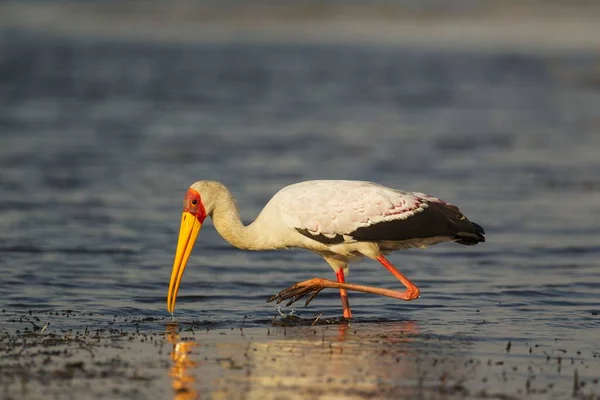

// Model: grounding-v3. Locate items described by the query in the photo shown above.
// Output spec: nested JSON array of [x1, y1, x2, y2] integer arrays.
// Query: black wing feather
[[295, 202, 485, 246], [349, 202, 485, 245]]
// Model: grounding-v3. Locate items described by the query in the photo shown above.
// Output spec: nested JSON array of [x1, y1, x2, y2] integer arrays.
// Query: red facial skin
[[183, 189, 207, 223]]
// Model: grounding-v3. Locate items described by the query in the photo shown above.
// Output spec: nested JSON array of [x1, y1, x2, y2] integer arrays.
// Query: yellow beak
[[167, 211, 202, 314]]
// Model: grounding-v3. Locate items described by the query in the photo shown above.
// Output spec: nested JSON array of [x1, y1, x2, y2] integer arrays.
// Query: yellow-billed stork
[[167, 180, 485, 319]]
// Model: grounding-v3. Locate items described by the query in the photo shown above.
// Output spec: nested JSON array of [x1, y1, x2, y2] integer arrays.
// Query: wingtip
[[472, 222, 485, 236], [455, 220, 486, 245]]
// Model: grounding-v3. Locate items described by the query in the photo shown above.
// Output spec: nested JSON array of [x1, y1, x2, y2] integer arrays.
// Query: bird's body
[[167, 180, 485, 318]]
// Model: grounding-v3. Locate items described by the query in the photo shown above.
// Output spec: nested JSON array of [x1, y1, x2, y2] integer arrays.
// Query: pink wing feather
[[273, 180, 446, 238]]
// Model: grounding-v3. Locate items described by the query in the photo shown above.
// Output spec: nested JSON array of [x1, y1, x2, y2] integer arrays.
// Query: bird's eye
[[191, 199, 198, 206]]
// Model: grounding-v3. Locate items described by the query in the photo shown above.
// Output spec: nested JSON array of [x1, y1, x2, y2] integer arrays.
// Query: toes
[[267, 283, 321, 307], [285, 298, 297, 307], [284, 288, 314, 306], [267, 286, 298, 304], [304, 288, 323, 306], [266, 294, 277, 303]]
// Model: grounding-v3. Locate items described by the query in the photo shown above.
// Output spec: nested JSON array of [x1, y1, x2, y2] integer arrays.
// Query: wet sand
[[2, 310, 598, 399]]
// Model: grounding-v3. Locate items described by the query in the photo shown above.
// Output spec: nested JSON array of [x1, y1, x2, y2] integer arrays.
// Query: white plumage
[[167, 180, 485, 318], [272, 180, 443, 239]]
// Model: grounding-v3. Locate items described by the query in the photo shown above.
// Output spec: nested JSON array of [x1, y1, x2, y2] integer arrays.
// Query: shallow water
[[1, 28, 600, 399]]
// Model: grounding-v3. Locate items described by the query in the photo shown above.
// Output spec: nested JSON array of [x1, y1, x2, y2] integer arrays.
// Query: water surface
[[1, 28, 599, 399]]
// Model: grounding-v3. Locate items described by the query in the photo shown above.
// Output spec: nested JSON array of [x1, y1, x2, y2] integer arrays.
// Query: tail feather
[[455, 221, 485, 245]]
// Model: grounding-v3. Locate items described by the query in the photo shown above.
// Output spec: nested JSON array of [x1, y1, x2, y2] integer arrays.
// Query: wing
[[348, 201, 484, 244], [272, 180, 447, 244]]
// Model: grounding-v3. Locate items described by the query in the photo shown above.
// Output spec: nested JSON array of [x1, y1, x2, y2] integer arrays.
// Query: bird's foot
[[267, 278, 326, 307]]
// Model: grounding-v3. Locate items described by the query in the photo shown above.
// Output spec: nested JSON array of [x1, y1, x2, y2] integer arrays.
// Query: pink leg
[[336, 268, 352, 319], [268, 254, 420, 307], [376, 255, 420, 300]]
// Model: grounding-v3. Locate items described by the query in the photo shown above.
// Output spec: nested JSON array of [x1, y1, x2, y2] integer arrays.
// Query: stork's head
[[167, 181, 222, 314]]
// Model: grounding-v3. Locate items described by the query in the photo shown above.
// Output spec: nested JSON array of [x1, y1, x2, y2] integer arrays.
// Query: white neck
[[210, 187, 275, 251]]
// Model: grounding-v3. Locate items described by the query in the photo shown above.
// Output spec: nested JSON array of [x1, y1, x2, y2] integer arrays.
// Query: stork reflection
[[160, 319, 448, 399], [166, 323, 199, 400]]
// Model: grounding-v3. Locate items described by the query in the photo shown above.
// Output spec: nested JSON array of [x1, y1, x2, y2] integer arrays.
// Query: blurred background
[[1, 2, 600, 398], [1, 0, 599, 326]]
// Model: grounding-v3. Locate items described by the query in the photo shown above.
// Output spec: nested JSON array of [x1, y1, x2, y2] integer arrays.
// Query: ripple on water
[[1, 28, 600, 399]]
